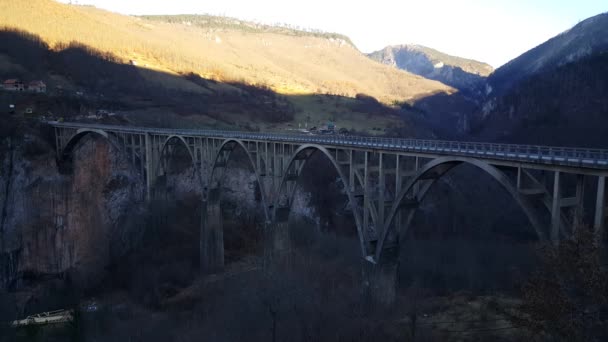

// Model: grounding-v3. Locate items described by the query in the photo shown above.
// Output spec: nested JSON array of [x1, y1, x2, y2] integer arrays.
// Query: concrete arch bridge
[[50, 122, 608, 302]]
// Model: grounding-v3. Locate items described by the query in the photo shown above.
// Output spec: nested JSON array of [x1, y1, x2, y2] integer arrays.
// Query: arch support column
[[200, 188, 224, 274]]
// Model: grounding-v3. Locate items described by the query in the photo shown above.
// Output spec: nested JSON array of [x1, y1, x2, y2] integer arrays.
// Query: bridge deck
[[49, 122, 608, 172]]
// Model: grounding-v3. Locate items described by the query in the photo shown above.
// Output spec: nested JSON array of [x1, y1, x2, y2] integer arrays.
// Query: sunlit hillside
[[0, 0, 453, 103]]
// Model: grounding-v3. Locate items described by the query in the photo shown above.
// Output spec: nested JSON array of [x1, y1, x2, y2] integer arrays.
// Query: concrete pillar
[[594, 176, 606, 241], [145, 133, 155, 201], [551, 171, 561, 244], [130, 134, 135, 165], [200, 189, 224, 274], [413, 157, 420, 196], [574, 174, 585, 229], [54, 127, 61, 156], [349, 149, 355, 192], [363, 152, 370, 231], [516, 167, 522, 189], [265, 209, 291, 270], [395, 155, 402, 237], [378, 153, 385, 237], [139, 135, 145, 181], [362, 248, 398, 312]]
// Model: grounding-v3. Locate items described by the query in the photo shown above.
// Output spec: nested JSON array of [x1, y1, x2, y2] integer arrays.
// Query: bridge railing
[[49, 122, 608, 169]]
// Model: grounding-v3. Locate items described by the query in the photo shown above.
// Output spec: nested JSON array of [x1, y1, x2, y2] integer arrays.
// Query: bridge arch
[[159, 135, 196, 167], [61, 129, 112, 161], [208, 139, 271, 224], [272, 144, 368, 258], [375, 156, 549, 262], [59, 128, 146, 179], [154, 135, 202, 190]]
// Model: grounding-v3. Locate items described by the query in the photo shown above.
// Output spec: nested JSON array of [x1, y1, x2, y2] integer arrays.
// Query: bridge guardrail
[[48, 122, 608, 169]]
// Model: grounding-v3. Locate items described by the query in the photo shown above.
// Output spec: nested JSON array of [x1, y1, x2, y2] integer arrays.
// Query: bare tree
[[512, 227, 608, 341]]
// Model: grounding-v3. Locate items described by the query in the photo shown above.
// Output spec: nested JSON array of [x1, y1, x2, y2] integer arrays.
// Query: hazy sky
[[58, 0, 606, 67]]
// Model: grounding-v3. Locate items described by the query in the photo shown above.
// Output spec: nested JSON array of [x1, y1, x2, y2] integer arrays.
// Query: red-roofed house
[[3, 79, 25, 91], [28, 80, 47, 93]]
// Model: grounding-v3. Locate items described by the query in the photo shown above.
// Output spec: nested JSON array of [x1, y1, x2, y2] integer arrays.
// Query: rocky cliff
[[368, 44, 493, 96], [0, 126, 320, 298], [0, 131, 145, 293]]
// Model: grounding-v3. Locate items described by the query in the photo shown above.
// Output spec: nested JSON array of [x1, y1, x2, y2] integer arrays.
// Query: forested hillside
[[473, 52, 608, 147], [474, 13, 608, 147]]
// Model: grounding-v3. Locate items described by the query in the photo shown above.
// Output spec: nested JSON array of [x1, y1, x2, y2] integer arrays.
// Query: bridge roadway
[[51, 122, 608, 172], [50, 121, 608, 304]]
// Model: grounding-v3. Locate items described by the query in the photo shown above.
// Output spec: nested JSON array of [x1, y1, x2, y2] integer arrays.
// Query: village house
[[2, 79, 25, 91], [28, 80, 46, 93]]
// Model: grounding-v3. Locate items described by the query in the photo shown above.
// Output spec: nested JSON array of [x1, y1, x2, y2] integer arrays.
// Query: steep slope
[[487, 12, 608, 97], [473, 52, 608, 147], [0, 0, 452, 104], [474, 12, 608, 147], [368, 44, 493, 96]]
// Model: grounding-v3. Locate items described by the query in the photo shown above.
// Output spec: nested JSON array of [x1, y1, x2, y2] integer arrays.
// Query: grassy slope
[[0, 0, 452, 104]]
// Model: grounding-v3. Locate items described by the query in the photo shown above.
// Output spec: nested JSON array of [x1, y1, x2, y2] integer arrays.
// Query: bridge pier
[[362, 248, 399, 311], [200, 189, 224, 274], [595, 176, 606, 242], [551, 171, 562, 244], [144, 133, 155, 201], [264, 209, 292, 270]]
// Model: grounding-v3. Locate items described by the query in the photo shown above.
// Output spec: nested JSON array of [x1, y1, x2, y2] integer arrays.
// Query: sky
[[58, 0, 606, 67]]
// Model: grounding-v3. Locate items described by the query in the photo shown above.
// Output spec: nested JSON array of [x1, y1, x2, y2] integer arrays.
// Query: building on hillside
[[319, 121, 336, 134], [3, 79, 25, 91], [28, 80, 47, 93]]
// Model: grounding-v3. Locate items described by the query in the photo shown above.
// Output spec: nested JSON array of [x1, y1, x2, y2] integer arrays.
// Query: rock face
[[368, 44, 493, 96], [0, 134, 145, 291], [0, 131, 321, 294]]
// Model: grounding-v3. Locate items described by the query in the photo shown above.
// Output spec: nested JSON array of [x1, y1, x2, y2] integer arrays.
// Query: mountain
[[487, 12, 608, 97], [0, 0, 457, 136], [0, 0, 452, 104], [474, 13, 608, 147], [368, 44, 493, 96]]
